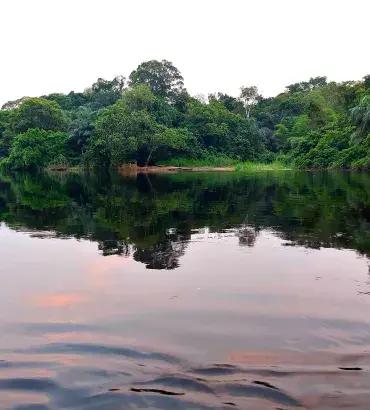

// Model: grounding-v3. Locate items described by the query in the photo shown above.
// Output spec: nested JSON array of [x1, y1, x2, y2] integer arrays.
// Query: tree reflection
[[134, 238, 188, 270], [237, 227, 258, 247], [0, 170, 369, 269], [98, 240, 131, 257]]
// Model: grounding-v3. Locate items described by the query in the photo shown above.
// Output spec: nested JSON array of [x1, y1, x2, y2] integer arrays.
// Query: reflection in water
[[31, 293, 87, 308], [0, 171, 370, 408], [1, 171, 370, 264]]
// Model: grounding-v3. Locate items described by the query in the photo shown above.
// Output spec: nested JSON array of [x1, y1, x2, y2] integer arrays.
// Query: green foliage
[[0, 62, 369, 171], [285, 76, 328, 94], [364, 75, 370, 90], [1, 96, 31, 111], [158, 154, 238, 167], [43, 93, 76, 111], [351, 95, 370, 144], [89, 75, 126, 108], [182, 99, 262, 160], [87, 99, 142, 167], [235, 161, 289, 172], [67, 107, 97, 156], [144, 126, 190, 165], [0, 110, 15, 158], [253, 75, 370, 170], [129, 60, 185, 102], [208, 92, 245, 115], [2, 129, 68, 170], [87, 85, 188, 167], [11, 98, 68, 134]]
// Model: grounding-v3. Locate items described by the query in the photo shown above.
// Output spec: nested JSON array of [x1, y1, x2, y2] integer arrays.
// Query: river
[[0, 170, 370, 409]]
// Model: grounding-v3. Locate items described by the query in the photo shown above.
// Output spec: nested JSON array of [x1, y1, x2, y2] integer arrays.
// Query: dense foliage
[[0, 60, 369, 170]]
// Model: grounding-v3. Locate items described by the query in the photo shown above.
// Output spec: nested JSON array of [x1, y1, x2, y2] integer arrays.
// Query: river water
[[0, 171, 370, 409]]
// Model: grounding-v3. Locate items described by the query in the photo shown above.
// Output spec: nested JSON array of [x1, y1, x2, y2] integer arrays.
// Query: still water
[[0, 171, 370, 409]]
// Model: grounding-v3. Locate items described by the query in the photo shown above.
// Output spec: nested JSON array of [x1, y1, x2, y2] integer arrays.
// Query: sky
[[1, 0, 369, 106]]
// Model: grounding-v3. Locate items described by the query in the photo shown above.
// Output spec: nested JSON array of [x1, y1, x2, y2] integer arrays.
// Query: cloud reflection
[[31, 293, 86, 308]]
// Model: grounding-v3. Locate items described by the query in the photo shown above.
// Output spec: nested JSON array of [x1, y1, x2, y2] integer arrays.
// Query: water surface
[[1, 171, 370, 409]]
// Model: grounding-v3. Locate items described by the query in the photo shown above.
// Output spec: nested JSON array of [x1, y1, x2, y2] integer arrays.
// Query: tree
[[87, 86, 159, 167], [3, 128, 68, 170], [88, 101, 141, 167], [122, 84, 156, 111], [143, 126, 189, 166], [182, 99, 262, 159], [1, 96, 31, 111], [87, 85, 190, 167], [11, 98, 68, 134], [67, 92, 91, 110], [67, 107, 97, 155], [92, 75, 126, 93], [238, 86, 261, 118], [303, 91, 336, 127], [43, 93, 74, 110], [363, 75, 370, 90], [351, 95, 370, 144], [0, 110, 15, 157], [44, 92, 91, 111], [273, 123, 290, 151], [308, 76, 328, 89], [286, 77, 328, 94], [208, 92, 245, 115], [87, 76, 126, 108], [129, 60, 185, 101]]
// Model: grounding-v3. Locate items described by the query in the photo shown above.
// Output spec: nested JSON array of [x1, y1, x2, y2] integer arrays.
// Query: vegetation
[[158, 154, 238, 167], [0, 60, 369, 171], [235, 161, 290, 172]]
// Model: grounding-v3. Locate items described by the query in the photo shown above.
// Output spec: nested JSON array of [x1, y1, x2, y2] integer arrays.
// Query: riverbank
[[44, 161, 291, 174], [117, 161, 290, 174], [117, 164, 235, 174]]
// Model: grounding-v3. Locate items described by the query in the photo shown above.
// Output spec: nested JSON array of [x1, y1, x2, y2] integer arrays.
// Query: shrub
[[2, 128, 68, 170]]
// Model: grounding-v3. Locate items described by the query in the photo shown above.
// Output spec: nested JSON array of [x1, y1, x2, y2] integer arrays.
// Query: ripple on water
[[2, 341, 370, 408], [0, 343, 307, 409]]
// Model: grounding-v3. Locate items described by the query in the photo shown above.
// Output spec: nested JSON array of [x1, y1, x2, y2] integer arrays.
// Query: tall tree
[[128, 60, 185, 102], [238, 86, 261, 118], [208, 92, 244, 115], [351, 95, 370, 144]]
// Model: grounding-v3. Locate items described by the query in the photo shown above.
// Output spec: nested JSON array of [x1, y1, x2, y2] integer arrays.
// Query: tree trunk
[[145, 150, 154, 167]]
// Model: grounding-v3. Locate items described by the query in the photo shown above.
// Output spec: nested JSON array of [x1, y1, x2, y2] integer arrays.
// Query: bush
[[2, 128, 68, 170]]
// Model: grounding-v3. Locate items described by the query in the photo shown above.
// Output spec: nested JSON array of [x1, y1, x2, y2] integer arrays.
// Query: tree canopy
[[10, 98, 67, 134], [128, 60, 185, 102], [0, 60, 369, 171]]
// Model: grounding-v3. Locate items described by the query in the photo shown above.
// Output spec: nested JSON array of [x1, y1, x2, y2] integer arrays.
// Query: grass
[[158, 156, 238, 167], [235, 161, 292, 172], [158, 157, 292, 172]]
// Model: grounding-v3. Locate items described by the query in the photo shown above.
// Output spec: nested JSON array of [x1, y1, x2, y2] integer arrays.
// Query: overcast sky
[[1, 0, 369, 106]]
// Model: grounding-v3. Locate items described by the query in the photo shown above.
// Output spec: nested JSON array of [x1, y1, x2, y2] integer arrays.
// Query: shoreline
[[135, 166, 235, 173], [44, 164, 370, 174]]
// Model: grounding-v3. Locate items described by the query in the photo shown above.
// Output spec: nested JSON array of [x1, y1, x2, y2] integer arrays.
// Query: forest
[[0, 60, 369, 171]]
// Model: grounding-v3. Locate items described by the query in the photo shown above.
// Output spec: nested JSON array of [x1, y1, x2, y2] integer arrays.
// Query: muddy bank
[[118, 164, 235, 174]]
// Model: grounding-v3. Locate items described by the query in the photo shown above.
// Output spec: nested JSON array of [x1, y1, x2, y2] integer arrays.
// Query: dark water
[[1, 171, 370, 409]]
